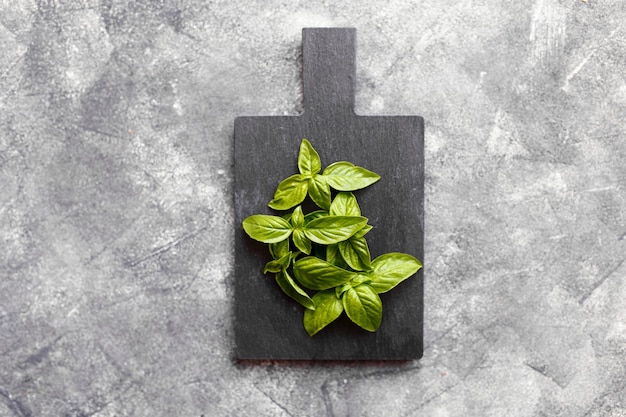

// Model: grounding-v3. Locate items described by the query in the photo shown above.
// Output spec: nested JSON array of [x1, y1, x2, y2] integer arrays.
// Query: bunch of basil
[[242, 139, 422, 336]]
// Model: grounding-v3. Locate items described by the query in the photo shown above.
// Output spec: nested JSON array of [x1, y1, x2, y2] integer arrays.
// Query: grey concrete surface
[[0, 0, 624, 416]]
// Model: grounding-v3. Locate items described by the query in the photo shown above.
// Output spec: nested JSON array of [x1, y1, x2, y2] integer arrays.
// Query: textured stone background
[[1, 0, 625, 416]]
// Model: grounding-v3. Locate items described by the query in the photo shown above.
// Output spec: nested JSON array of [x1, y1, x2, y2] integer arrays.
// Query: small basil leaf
[[269, 239, 290, 259], [303, 215, 368, 245], [354, 224, 373, 238], [298, 138, 322, 176], [293, 256, 357, 290], [268, 174, 309, 210], [322, 161, 381, 191], [303, 289, 343, 336], [368, 253, 422, 294], [291, 205, 305, 228], [349, 274, 371, 287], [342, 284, 382, 332], [335, 283, 352, 298], [292, 229, 312, 255], [277, 252, 292, 269], [330, 192, 361, 216], [263, 260, 282, 274], [275, 270, 315, 310], [264, 252, 291, 273], [242, 215, 293, 243], [308, 175, 331, 210], [338, 236, 371, 271], [326, 244, 350, 270]]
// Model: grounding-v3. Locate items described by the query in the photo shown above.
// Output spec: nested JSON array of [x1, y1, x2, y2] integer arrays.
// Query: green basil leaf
[[303, 289, 343, 336], [303, 215, 368, 245], [298, 138, 322, 176], [350, 274, 371, 286], [338, 236, 371, 271], [322, 161, 381, 191], [263, 260, 282, 274], [330, 192, 361, 216], [368, 252, 422, 294], [291, 205, 304, 228], [354, 224, 373, 238], [263, 252, 291, 273], [308, 175, 331, 210], [268, 174, 309, 210], [269, 239, 290, 259], [242, 215, 293, 243], [342, 284, 382, 332], [292, 229, 312, 255], [277, 252, 292, 268], [326, 244, 350, 270], [275, 270, 316, 310], [293, 256, 357, 290], [335, 283, 351, 298]]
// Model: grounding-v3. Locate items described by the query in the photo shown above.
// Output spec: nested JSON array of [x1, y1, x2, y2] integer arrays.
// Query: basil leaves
[[268, 139, 379, 211], [242, 139, 422, 336]]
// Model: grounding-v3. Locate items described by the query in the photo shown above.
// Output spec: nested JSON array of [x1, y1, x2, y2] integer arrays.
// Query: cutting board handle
[[302, 27, 356, 115]]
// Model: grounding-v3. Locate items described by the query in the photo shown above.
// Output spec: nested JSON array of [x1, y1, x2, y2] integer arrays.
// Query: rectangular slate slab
[[234, 28, 424, 360]]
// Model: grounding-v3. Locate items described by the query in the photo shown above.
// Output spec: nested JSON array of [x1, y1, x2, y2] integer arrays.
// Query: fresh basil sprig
[[242, 138, 422, 336], [242, 208, 368, 253], [268, 139, 380, 211]]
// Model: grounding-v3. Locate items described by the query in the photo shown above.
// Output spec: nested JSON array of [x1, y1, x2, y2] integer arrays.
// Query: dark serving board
[[234, 28, 424, 360]]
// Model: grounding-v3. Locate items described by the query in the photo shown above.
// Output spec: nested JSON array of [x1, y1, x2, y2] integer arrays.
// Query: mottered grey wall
[[0, 1, 624, 416]]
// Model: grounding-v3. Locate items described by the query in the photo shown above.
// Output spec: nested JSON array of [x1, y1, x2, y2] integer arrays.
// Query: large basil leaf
[[293, 256, 356, 290], [298, 138, 322, 175], [330, 192, 361, 216], [303, 289, 343, 336], [342, 284, 382, 332], [275, 270, 315, 310], [322, 161, 381, 191], [268, 174, 309, 210], [242, 215, 292, 243], [303, 215, 368, 245], [338, 236, 371, 271], [368, 252, 422, 294], [308, 175, 331, 210]]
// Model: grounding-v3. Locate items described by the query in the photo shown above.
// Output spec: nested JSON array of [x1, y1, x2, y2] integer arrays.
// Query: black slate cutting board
[[234, 28, 424, 360]]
